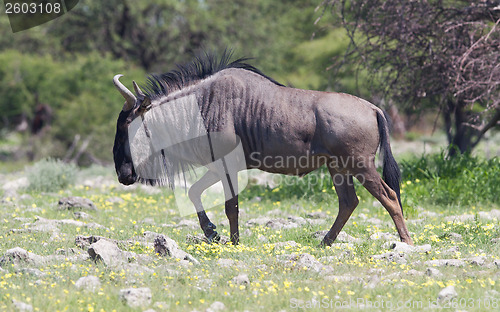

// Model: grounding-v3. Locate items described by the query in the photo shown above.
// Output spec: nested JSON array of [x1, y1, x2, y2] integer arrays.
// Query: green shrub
[[27, 158, 77, 192], [400, 152, 499, 206], [0, 50, 146, 162], [243, 152, 499, 208]]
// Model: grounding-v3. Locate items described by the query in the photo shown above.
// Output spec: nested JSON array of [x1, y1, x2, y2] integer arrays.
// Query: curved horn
[[133, 81, 145, 97], [113, 74, 136, 111]]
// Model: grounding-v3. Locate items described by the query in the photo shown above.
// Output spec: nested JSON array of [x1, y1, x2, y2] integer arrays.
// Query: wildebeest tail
[[376, 110, 403, 215]]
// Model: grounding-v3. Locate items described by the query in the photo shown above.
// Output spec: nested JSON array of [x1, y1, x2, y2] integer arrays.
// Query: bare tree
[[322, 0, 500, 155]]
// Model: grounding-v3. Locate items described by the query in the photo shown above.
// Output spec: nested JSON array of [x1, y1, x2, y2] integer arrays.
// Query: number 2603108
[[5, 2, 62, 14]]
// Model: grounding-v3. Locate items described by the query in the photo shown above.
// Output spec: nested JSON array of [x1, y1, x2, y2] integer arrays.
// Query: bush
[[242, 152, 499, 208], [27, 158, 77, 192], [0, 50, 146, 162], [400, 152, 499, 206]]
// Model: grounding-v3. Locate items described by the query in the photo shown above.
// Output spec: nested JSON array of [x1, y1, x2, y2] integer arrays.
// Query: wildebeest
[[112, 51, 413, 247]]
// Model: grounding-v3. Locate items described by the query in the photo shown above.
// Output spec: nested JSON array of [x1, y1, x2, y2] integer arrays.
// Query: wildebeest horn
[[133, 81, 145, 98], [113, 74, 136, 111]]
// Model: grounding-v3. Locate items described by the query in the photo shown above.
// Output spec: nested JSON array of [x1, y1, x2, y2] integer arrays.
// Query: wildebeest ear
[[140, 97, 151, 110], [133, 81, 145, 98]]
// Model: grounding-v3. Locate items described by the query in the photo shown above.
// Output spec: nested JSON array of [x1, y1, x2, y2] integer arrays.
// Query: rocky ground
[[0, 170, 499, 311]]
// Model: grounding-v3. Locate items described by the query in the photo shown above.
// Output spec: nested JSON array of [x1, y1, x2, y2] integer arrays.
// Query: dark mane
[[144, 50, 284, 99]]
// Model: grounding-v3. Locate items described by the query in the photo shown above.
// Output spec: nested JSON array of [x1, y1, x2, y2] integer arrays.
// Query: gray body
[[113, 63, 413, 247]]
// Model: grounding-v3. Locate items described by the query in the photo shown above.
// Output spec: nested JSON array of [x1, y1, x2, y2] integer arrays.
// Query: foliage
[[400, 152, 500, 206], [0, 49, 145, 161], [1, 0, 352, 163], [323, 0, 500, 154], [46, 0, 322, 74], [243, 153, 500, 209], [26, 158, 78, 192], [280, 28, 372, 96]]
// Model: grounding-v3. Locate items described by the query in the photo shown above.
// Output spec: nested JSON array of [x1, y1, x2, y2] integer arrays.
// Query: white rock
[[306, 211, 328, 219], [119, 287, 152, 308], [206, 301, 225, 312], [2, 177, 29, 196], [448, 232, 463, 242], [369, 232, 398, 241], [324, 275, 362, 282], [419, 210, 438, 218], [0, 247, 43, 267], [444, 214, 474, 222], [425, 268, 443, 277], [73, 211, 93, 220], [406, 269, 424, 276], [287, 216, 307, 225], [286, 253, 326, 272], [478, 209, 500, 220], [416, 244, 432, 253], [387, 241, 415, 253], [12, 299, 33, 312], [88, 239, 127, 266], [245, 217, 272, 227], [371, 252, 407, 264], [265, 218, 299, 230], [366, 217, 383, 225], [17, 268, 46, 278], [274, 241, 298, 248], [58, 196, 97, 211], [337, 231, 360, 243], [312, 230, 328, 240], [153, 234, 199, 264], [424, 259, 466, 267], [466, 256, 486, 266], [257, 235, 269, 243], [175, 219, 199, 229], [217, 258, 235, 267], [75, 275, 101, 292], [231, 274, 250, 285], [443, 246, 460, 255], [437, 286, 457, 304]]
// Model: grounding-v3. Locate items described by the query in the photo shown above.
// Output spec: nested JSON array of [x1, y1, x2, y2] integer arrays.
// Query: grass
[[0, 153, 499, 311]]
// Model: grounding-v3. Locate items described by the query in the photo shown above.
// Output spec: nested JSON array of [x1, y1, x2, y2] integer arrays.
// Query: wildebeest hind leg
[[321, 168, 359, 246], [321, 170, 359, 247], [189, 171, 220, 243], [361, 168, 413, 245]]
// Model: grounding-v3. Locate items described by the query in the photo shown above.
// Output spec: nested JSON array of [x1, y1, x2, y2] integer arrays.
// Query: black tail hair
[[376, 110, 403, 215]]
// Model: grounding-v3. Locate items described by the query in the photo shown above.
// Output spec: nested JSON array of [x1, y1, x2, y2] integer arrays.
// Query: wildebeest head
[[112, 75, 150, 185]]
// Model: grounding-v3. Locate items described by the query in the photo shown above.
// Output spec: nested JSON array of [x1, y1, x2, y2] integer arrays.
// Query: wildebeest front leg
[[225, 195, 239, 245], [321, 171, 359, 247], [219, 167, 239, 245], [188, 171, 220, 243]]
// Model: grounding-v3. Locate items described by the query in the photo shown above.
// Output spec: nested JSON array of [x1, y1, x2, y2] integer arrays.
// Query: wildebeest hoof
[[207, 222, 217, 230], [318, 239, 332, 248], [206, 231, 220, 244]]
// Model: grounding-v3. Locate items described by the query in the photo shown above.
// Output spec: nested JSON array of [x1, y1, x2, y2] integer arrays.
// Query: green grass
[[0, 153, 499, 311]]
